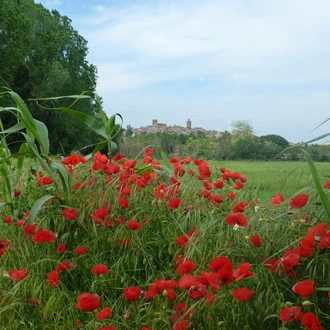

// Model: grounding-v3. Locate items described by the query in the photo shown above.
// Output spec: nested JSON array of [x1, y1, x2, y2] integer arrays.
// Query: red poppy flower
[[217, 268, 233, 285], [117, 239, 131, 246], [119, 197, 129, 209], [302, 312, 324, 330], [8, 268, 28, 281], [24, 224, 37, 236], [281, 252, 300, 268], [16, 219, 25, 227], [208, 194, 223, 205], [38, 176, 53, 186], [177, 260, 196, 276], [76, 246, 88, 255], [75, 321, 83, 328], [98, 326, 117, 330], [200, 189, 211, 198], [197, 160, 211, 180], [289, 193, 309, 208], [47, 271, 59, 287], [62, 208, 79, 220], [225, 213, 248, 226], [123, 286, 141, 302], [127, 219, 142, 230], [208, 256, 233, 273], [324, 180, 330, 189], [96, 307, 112, 320], [167, 198, 181, 210], [62, 154, 88, 165], [228, 191, 236, 201], [14, 190, 21, 197], [188, 283, 207, 300], [203, 181, 213, 190], [173, 320, 190, 330], [56, 261, 72, 271], [271, 192, 286, 206], [178, 274, 201, 290], [75, 293, 101, 312], [231, 288, 254, 302], [28, 298, 40, 305], [57, 243, 67, 253], [319, 233, 330, 250], [250, 234, 261, 247], [279, 306, 302, 322], [200, 271, 221, 291], [4, 216, 12, 224], [233, 180, 243, 190], [233, 263, 255, 281], [292, 280, 314, 297], [32, 229, 56, 243], [232, 201, 248, 213], [91, 264, 109, 275], [213, 179, 224, 189]]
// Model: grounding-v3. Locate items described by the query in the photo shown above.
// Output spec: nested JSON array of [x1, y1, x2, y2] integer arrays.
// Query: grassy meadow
[[214, 160, 330, 201], [1, 91, 330, 330]]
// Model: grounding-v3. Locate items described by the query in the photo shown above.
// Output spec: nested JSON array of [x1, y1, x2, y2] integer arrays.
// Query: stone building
[[132, 119, 222, 137]]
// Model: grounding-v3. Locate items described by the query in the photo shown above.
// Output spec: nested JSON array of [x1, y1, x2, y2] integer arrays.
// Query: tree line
[[118, 120, 330, 161]]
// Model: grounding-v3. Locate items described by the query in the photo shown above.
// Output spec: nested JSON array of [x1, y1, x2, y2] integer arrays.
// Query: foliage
[[260, 134, 290, 148], [0, 0, 99, 154]]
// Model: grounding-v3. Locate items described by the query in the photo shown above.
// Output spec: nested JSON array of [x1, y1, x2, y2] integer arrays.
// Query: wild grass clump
[[0, 90, 330, 330]]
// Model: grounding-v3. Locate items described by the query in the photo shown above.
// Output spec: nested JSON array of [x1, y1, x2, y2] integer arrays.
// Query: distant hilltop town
[[131, 119, 222, 136]]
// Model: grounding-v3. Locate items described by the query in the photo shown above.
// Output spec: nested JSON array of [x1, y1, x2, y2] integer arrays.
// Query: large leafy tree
[[0, 0, 101, 154]]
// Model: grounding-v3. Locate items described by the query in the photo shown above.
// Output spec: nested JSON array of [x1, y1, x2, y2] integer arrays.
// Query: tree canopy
[[0, 0, 101, 154]]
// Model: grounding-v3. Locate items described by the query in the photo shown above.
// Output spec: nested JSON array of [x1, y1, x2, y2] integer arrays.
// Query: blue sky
[[36, 0, 330, 143]]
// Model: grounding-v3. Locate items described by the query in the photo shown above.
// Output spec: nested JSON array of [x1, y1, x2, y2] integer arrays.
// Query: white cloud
[[41, 0, 330, 142], [79, 0, 330, 94]]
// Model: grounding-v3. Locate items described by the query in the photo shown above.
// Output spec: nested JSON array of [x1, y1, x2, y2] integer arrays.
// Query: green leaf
[[16, 143, 29, 172], [34, 119, 49, 155], [26, 195, 54, 225], [1, 121, 26, 134], [301, 148, 330, 219], [0, 164, 12, 203], [105, 114, 116, 137], [37, 105, 108, 139], [315, 287, 330, 291]]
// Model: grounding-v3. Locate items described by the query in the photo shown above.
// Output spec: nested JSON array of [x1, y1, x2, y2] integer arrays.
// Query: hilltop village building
[[131, 119, 222, 137]]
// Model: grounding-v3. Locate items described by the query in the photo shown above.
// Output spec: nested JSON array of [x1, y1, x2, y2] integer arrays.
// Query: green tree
[[231, 120, 255, 141], [0, 0, 100, 154], [260, 134, 289, 148]]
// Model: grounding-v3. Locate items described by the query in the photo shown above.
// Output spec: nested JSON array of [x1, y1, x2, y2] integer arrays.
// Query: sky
[[36, 0, 330, 144]]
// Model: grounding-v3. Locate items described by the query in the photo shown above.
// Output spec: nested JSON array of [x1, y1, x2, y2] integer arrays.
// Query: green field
[[210, 160, 330, 201]]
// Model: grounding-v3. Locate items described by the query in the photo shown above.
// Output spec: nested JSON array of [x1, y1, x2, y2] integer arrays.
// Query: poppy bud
[[163, 290, 168, 297], [302, 300, 313, 307], [285, 301, 293, 307]]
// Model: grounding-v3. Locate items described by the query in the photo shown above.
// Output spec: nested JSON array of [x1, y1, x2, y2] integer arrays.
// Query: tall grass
[[0, 90, 330, 330]]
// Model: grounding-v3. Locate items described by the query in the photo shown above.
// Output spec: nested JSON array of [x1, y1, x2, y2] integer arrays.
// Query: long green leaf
[[301, 148, 330, 219], [34, 119, 50, 155], [26, 195, 55, 225], [16, 143, 29, 172], [0, 164, 12, 203], [1, 121, 26, 134], [37, 105, 107, 139]]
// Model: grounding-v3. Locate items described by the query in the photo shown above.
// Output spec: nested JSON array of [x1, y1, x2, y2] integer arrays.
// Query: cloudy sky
[[36, 0, 330, 143]]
